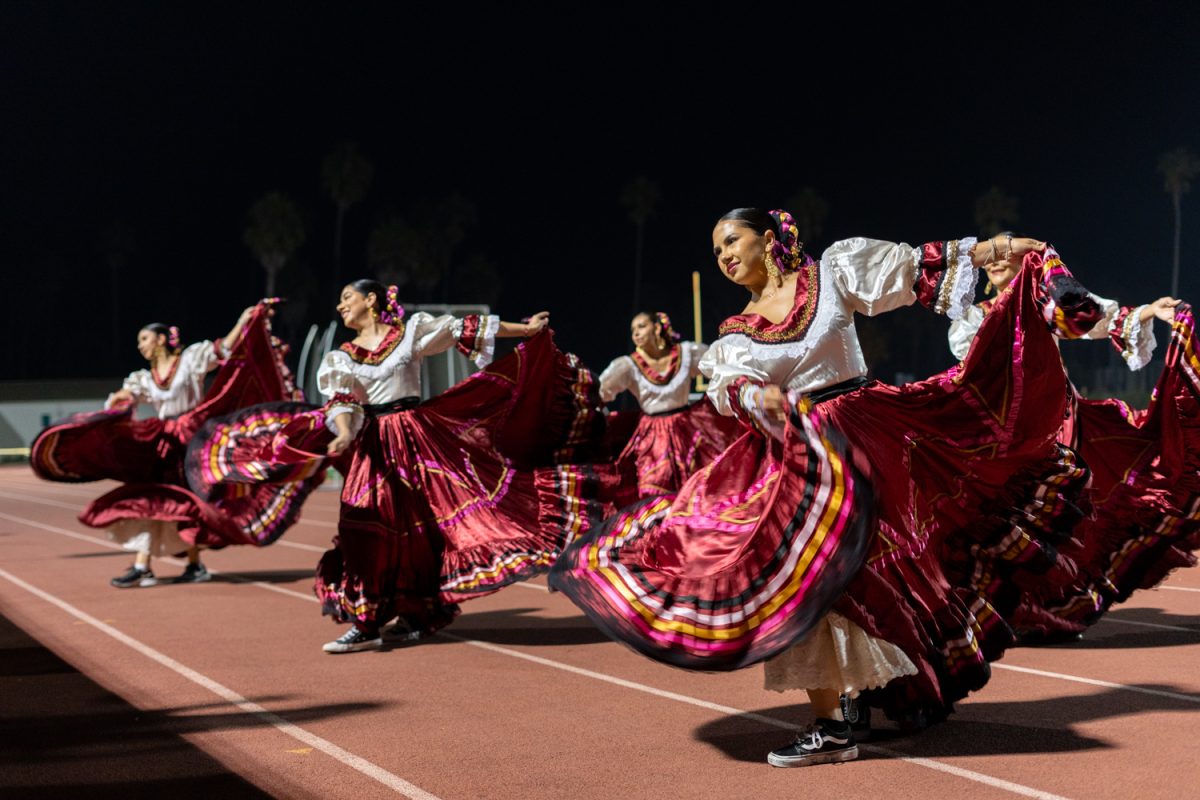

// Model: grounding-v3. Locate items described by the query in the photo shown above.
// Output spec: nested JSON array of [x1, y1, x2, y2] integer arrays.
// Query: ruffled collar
[[629, 344, 681, 385], [717, 260, 821, 343], [151, 356, 181, 389], [340, 323, 406, 365]]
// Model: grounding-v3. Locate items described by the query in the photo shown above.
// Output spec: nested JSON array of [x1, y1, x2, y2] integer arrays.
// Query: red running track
[[1, 464, 1198, 800]]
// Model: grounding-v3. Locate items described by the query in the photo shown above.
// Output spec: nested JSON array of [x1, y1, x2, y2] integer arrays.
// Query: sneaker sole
[[322, 639, 383, 654], [767, 746, 858, 768]]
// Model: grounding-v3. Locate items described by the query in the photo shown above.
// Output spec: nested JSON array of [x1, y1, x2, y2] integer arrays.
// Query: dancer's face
[[336, 286, 376, 330], [712, 220, 774, 288], [630, 313, 662, 350], [136, 329, 165, 362], [983, 256, 1020, 292]]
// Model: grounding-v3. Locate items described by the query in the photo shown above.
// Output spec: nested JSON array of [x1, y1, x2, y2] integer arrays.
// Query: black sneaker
[[767, 720, 858, 768], [840, 694, 872, 741], [322, 625, 383, 654], [173, 562, 212, 584], [111, 566, 157, 588]]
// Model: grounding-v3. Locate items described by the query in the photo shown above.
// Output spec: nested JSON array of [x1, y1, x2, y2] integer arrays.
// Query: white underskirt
[[107, 519, 188, 557], [763, 611, 918, 696]]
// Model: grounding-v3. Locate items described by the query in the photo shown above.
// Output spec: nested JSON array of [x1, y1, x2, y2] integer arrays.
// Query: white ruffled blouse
[[316, 312, 500, 438], [948, 294, 1155, 369], [107, 341, 225, 419], [598, 341, 707, 415], [701, 237, 977, 426]]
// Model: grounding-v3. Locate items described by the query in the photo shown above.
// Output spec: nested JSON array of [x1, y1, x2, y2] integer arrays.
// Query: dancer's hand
[[1141, 297, 1182, 323], [970, 236, 1046, 267], [524, 311, 550, 336], [762, 385, 787, 422], [327, 432, 353, 456], [105, 389, 135, 409]]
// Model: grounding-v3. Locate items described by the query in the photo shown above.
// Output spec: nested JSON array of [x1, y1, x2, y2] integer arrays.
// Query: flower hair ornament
[[766, 209, 816, 276], [168, 326, 181, 351], [655, 312, 683, 343], [379, 285, 405, 325]]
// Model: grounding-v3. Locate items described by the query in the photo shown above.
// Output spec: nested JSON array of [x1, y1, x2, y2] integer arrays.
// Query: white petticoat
[[763, 611, 918, 696], [108, 518, 189, 557]]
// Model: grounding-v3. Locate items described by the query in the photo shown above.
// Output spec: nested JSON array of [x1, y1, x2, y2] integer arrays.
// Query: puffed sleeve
[[1088, 295, 1156, 371], [947, 305, 987, 361], [827, 237, 978, 320], [408, 312, 502, 368], [317, 350, 366, 438], [107, 370, 152, 408], [700, 338, 780, 436], [685, 341, 709, 377], [180, 341, 223, 378], [598, 357, 634, 404]]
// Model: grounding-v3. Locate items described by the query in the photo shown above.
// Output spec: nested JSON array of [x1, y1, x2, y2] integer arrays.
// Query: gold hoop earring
[[764, 249, 782, 287], [369, 307, 379, 320]]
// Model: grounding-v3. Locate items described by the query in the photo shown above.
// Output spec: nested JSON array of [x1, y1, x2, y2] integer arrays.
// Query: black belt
[[363, 396, 421, 416], [804, 376, 869, 406], [645, 401, 698, 418]]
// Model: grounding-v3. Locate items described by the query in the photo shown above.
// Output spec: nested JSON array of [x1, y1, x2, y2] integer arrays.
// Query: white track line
[[991, 664, 1200, 703], [443, 635, 1072, 800], [0, 512, 317, 605], [6, 506, 1193, 799], [0, 566, 441, 800], [0, 488, 328, 554], [1161, 586, 1200, 594]]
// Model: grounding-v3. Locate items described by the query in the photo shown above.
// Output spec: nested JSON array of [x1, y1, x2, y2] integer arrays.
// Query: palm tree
[[243, 192, 305, 297], [321, 142, 374, 286], [785, 186, 829, 247], [974, 186, 1020, 238], [1158, 147, 1200, 297], [620, 176, 661, 312]]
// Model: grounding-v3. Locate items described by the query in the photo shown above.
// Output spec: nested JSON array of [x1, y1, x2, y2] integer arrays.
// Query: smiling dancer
[[191, 280, 608, 654], [553, 209, 1104, 767], [596, 311, 743, 505], [948, 236, 1198, 642], [32, 301, 316, 586]]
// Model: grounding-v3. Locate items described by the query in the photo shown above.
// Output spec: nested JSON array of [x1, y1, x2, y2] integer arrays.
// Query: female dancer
[[552, 209, 1101, 767], [193, 280, 605, 654], [596, 311, 743, 504], [32, 302, 313, 587], [948, 238, 1195, 641]]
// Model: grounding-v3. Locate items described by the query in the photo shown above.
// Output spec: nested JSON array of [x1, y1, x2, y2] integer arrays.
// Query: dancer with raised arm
[[32, 301, 315, 587], [948, 237, 1197, 642], [191, 280, 607, 654], [596, 311, 743, 505], [553, 209, 1103, 767]]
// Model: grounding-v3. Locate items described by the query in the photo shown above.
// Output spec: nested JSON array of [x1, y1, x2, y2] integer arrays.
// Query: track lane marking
[[6, 507, 1194, 798], [991, 664, 1200, 703], [1095, 617, 1198, 633], [442, 635, 1073, 800], [0, 566, 442, 800], [0, 489, 329, 554]]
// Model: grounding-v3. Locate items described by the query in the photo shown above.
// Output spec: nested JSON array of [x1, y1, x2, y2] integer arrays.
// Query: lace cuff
[[913, 237, 978, 320], [451, 314, 501, 368], [324, 392, 364, 439], [1111, 305, 1157, 370]]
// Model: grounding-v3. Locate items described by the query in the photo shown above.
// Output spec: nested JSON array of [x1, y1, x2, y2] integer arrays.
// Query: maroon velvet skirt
[[551, 258, 1092, 723], [1013, 303, 1200, 638], [31, 304, 322, 551]]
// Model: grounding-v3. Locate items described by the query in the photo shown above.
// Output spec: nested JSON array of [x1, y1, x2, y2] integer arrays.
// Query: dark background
[[3, 2, 1198, 388]]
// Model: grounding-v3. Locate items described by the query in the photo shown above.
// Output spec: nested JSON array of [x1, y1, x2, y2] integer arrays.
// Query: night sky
[[4, 3, 1199, 386]]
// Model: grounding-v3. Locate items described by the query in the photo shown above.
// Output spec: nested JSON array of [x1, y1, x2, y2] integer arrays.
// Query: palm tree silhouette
[[243, 192, 306, 297], [620, 176, 661, 313], [1158, 147, 1200, 297], [322, 142, 374, 288]]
